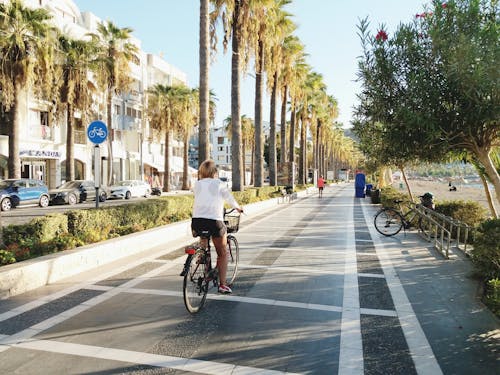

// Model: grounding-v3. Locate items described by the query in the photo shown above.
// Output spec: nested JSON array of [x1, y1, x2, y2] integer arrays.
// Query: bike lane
[[0, 184, 497, 374]]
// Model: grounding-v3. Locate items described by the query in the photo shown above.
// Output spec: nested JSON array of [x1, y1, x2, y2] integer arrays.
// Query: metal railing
[[414, 204, 472, 259]]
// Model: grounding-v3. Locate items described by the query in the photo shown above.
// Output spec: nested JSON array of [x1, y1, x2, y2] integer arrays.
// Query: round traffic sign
[[87, 121, 108, 144]]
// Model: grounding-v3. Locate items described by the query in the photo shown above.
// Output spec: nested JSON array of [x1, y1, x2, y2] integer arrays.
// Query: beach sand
[[389, 179, 496, 321], [390, 178, 496, 212]]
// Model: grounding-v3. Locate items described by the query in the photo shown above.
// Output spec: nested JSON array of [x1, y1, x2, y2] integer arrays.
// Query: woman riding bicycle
[[191, 159, 243, 294]]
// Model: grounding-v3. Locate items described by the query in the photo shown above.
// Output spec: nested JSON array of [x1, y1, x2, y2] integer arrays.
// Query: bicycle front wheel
[[183, 250, 208, 313], [226, 235, 239, 285], [374, 208, 404, 236]]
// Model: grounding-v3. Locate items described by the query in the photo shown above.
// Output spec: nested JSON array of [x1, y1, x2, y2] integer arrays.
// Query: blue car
[[0, 179, 50, 211]]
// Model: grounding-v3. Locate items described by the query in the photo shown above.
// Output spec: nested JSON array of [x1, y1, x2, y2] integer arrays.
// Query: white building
[[0, 0, 188, 189]]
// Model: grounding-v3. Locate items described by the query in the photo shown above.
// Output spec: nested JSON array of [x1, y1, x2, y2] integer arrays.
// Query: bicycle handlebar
[[224, 207, 243, 215]]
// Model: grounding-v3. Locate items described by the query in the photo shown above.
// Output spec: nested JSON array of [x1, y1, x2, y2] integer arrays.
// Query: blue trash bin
[[355, 173, 366, 198]]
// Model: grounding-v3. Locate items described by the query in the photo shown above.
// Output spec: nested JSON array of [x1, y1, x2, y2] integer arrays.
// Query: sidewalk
[[0, 183, 497, 374]]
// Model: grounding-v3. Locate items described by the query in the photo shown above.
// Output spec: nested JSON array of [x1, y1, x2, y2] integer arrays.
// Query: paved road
[[0, 185, 498, 374], [0, 192, 189, 226]]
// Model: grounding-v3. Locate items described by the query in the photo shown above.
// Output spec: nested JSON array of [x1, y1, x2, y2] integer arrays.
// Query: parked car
[[0, 179, 50, 211], [49, 180, 107, 205], [109, 180, 151, 199]]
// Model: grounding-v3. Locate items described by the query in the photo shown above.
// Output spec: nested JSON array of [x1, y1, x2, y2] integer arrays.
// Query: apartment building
[[0, 0, 188, 189]]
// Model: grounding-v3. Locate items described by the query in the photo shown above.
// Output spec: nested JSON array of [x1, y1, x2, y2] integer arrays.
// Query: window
[[217, 137, 224, 145], [217, 155, 225, 161], [114, 104, 121, 115], [218, 146, 224, 152]]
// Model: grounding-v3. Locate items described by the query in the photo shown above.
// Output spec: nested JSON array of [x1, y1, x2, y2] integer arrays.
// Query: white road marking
[[13, 339, 300, 375], [338, 200, 364, 375], [362, 201, 443, 375]]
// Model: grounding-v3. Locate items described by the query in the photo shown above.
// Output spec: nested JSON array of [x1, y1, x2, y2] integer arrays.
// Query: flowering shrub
[[375, 30, 388, 41]]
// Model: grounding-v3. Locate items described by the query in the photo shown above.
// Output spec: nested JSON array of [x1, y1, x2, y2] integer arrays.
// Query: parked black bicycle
[[373, 195, 434, 237], [180, 208, 240, 314]]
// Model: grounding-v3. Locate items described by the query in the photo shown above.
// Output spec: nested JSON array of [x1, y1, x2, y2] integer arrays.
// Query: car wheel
[[125, 191, 131, 199], [39, 195, 50, 208], [68, 193, 77, 205], [1, 198, 12, 211], [99, 192, 107, 202], [144, 189, 150, 198]]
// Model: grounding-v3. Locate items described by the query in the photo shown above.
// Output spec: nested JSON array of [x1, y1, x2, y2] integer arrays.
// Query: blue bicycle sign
[[87, 121, 108, 144]]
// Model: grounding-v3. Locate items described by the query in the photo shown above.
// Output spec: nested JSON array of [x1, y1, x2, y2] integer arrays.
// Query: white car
[[109, 180, 151, 199]]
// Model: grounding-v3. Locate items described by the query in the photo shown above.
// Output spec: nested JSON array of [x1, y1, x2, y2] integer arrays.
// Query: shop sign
[[20, 150, 61, 159]]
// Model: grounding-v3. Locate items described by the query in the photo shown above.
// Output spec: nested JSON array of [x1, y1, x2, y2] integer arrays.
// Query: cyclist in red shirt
[[317, 175, 325, 198]]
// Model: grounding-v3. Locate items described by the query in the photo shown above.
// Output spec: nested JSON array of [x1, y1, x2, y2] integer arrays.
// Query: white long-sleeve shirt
[[192, 178, 240, 221]]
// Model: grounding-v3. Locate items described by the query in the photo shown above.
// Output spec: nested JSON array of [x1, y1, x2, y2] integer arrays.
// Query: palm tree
[[56, 35, 97, 181], [0, 0, 55, 178], [224, 114, 254, 186], [211, 0, 253, 191], [248, 0, 273, 188], [176, 87, 199, 190], [241, 115, 255, 186], [263, 0, 295, 186], [198, 0, 210, 164], [287, 55, 309, 182], [90, 21, 138, 185], [147, 84, 174, 192], [279, 36, 303, 164]]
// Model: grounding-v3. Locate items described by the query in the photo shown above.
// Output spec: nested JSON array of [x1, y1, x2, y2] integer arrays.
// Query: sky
[[72, 0, 430, 129]]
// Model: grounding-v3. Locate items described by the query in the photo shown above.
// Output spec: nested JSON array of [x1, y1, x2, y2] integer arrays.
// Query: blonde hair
[[198, 159, 218, 179]]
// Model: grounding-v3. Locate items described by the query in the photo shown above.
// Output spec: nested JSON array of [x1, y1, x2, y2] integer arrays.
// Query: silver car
[[109, 180, 151, 199]]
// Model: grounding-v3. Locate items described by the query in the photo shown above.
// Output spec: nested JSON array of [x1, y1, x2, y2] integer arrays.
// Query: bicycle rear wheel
[[374, 208, 404, 236], [183, 250, 208, 313], [226, 235, 239, 285]]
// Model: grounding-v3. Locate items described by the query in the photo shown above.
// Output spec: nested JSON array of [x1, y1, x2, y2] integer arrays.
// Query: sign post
[[87, 121, 108, 208]]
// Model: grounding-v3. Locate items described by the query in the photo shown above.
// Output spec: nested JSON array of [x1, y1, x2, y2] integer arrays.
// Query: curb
[[0, 189, 311, 299]]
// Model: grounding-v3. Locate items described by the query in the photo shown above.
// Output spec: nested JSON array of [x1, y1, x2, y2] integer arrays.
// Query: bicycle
[[373, 199, 431, 237], [180, 208, 240, 314]]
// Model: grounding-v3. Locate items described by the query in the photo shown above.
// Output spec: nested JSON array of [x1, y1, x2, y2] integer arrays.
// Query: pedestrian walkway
[[0, 184, 497, 374]]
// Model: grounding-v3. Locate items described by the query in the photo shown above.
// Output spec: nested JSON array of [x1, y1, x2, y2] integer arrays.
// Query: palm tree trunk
[[182, 132, 189, 190], [250, 142, 254, 185], [288, 101, 295, 166], [106, 93, 114, 186], [9, 83, 23, 179], [243, 139, 247, 186], [288, 99, 297, 185], [280, 85, 288, 163], [231, 0, 243, 191], [66, 103, 75, 181], [253, 40, 264, 188], [298, 116, 305, 185], [315, 119, 321, 171], [163, 130, 171, 192], [269, 73, 278, 186], [198, 0, 210, 164]]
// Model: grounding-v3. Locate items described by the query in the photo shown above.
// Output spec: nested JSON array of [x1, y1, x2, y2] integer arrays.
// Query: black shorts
[[191, 218, 227, 238], [319, 186, 324, 191]]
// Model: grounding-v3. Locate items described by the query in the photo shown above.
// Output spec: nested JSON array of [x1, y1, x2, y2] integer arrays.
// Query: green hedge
[[0, 186, 294, 265]]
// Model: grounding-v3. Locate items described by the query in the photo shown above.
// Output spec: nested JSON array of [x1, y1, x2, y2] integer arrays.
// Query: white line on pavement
[[362, 201, 443, 375], [338, 200, 364, 375], [13, 339, 300, 375]]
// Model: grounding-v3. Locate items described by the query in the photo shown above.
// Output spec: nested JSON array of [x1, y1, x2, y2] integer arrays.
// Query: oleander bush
[[470, 219, 500, 280]]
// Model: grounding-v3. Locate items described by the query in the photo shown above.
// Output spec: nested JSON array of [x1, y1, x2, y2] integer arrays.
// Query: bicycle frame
[[181, 235, 216, 286]]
